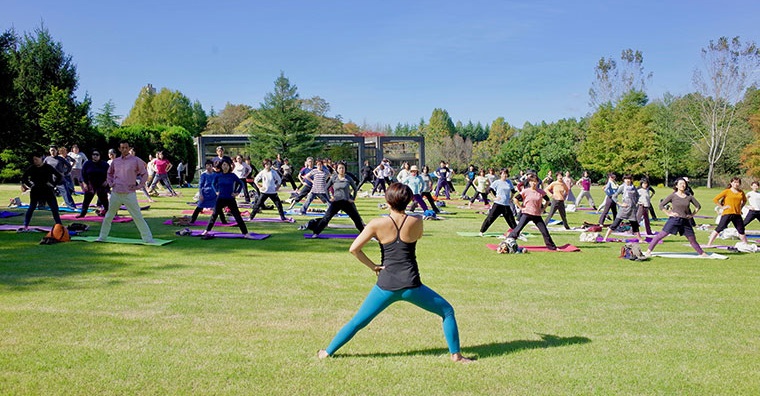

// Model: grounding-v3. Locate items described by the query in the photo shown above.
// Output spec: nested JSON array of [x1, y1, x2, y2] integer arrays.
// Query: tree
[[579, 90, 656, 177], [740, 86, 760, 178], [38, 85, 94, 147], [650, 93, 691, 185], [472, 117, 516, 168], [245, 72, 322, 165], [124, 86, 207, 136], [423, 108, 456, 162], [589, 49, 652, 108], [203, 103, 251, 134], [94, 99, 120, 138], [687, 36, 760, 187]]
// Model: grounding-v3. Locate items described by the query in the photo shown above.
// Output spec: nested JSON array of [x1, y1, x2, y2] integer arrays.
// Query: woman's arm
[[349, 220, 383, 274]]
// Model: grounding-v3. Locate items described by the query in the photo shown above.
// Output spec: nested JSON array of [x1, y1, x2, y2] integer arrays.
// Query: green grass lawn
[[1, 183, 759, 395]]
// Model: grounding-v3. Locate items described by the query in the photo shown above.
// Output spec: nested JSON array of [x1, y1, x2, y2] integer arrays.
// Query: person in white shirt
[[248, 158, 288, 221], [233, 155, 253, 203], [744, 180, 760, 226], [68, 144, 88, 190]]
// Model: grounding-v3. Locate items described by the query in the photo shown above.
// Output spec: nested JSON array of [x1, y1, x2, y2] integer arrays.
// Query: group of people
[[16, 147, 760, 364]]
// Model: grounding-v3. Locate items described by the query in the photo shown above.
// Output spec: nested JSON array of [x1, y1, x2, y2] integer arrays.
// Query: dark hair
[[672, 177, 688, 191], [728, 177, 741, 188], [262, 158, 271, 166], [204, 159, 214, 166], [118, 140, 130, 147], [385, 183, 413, 212], [623, 174, 632, 180]]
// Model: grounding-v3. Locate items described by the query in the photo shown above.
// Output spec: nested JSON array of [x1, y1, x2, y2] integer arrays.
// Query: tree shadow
[[334, 333, 591, 359]]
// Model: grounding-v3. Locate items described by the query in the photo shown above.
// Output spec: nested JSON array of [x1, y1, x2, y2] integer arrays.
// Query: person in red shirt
[[148, 150, 177, 196]]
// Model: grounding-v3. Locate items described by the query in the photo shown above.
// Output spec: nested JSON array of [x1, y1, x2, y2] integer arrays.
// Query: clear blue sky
[[3, 0, 759, 129]]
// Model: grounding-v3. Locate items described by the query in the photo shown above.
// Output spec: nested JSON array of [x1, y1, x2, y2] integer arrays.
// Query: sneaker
[[298, 224, 308, 231], [310, 233, 320, 239], [479, 232, 484, 237]]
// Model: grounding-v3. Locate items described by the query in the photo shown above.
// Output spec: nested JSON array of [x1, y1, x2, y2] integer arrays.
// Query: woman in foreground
[[644, 177, 706, 257], [318, 183, 472, 363]]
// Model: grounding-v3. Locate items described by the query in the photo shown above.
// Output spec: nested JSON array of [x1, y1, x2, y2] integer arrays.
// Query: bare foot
[[317, 349, 329, 359], [451, 353, 475, 363]]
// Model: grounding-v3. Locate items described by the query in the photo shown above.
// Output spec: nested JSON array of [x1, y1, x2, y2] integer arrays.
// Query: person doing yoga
[[318, 183, 472, 363], [644, 178, 706, 257]]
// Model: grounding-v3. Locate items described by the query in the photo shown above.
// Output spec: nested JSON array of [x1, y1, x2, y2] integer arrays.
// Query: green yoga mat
[[457, 232, 505, 237], [72, 236, 174, 246]]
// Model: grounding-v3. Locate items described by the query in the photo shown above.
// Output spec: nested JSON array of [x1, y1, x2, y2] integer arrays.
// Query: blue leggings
[[325, 284, 461, 355]]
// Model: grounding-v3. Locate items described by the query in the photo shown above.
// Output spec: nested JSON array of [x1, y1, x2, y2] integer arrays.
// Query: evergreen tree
[[245, 72, 322, 165]]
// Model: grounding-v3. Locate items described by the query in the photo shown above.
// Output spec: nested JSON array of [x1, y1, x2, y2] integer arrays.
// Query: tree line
[[2, 24, 759, 188]]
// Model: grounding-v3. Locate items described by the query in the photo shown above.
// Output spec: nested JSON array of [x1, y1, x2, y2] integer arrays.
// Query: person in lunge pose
[[248, 159, 288, 221], [318, 183, 472, 363], [20, 153, 63, 230], [200, 158, 253, 239], [189, 160, 227, 225], [603, 174, 641, 240], [300, 162, 364, 236], [744, 181, 760, 226], [97, 141, 154, 243], [479, 169, 517, 235], [705, 177, 750, 247], [644, 178, 706, 257], [77, 150, 110, 218], [506, 174, 557, 250]]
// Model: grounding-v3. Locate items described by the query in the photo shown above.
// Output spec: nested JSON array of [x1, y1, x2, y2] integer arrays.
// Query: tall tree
[[687, 36, 760, 187], [589, 49, 652, 108], [650, 93, 691, 185], [739, 86, 760, 178], [245, 72, 322, 165]]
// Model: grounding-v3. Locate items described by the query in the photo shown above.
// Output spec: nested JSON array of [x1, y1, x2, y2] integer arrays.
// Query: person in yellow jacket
[[706, 177, 749, 246]]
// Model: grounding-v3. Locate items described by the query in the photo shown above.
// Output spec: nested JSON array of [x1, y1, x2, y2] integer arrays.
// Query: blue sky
[[3, 0, 759, 129]]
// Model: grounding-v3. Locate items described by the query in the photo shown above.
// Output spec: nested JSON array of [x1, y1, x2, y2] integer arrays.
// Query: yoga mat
[[650, 252, 728, 260], [596, 237, 659, 244], [457, 232, 505, 237], [285, 210, 348, 218], [487, 243, 581, 252], [612, 232, 658, 238], [71, 236, 174, 246], [327, 223, 357, 229], [248, 217, 296, 223], [543, 226, 585, 232], [0, 211, 22, 218], [180, 230, 270, 240], [0, 224, 52, 232], [303, 233, 358, 239], [163, 219, 237, 227], [60, 214, 133, 223], [16, 205, 83, 213], [119, 205, 150, 211], [688, 244, 739, 251]]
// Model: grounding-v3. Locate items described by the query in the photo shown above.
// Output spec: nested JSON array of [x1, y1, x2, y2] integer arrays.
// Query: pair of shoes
[[298, 224, 307, 231], [176, 228, 192, 236]]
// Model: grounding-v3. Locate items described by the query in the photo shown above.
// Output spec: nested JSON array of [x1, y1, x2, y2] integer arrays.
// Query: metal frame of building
[[194, 134, 424, 176]]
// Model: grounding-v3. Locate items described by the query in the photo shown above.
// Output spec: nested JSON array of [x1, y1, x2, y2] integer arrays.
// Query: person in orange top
[[706, 177, 749, 246], [544, 177, 571, 229]]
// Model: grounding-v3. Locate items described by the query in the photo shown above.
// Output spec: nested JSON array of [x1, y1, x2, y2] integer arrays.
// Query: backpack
[[620, 242, 647, 261], [172, 216, 192, 226], [40, 223, 70, 245], [496, 238, 522, 254]]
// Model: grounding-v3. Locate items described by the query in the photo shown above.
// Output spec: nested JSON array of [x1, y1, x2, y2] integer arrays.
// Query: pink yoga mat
[[487, 243, 581, 252], [163, 219, 237, 227], [60, 214, 133, 223], [303, 233, 359, 239], [181, 230, 270, 240]]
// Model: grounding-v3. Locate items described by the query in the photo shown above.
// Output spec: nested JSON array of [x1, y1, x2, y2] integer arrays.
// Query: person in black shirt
[[21, 154, 63, 230], [78, 150, 110, 218], [318, 183, 472, 363], [357, 160, 374, 191]]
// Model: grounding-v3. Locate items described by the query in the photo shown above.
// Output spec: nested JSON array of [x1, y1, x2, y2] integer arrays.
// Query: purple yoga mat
[[163, 219, 237, 227], [61, 214, 133, 223], [596, 237, 659, 244], [183, 230, 270, 240], [303, 233, 359, 239], [0, 224, 52, 232]]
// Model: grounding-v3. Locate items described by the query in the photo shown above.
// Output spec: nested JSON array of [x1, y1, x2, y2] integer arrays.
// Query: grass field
[[0, 182, 759, 395]]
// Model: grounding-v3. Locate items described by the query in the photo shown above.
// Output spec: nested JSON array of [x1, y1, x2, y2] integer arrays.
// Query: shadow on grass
[[334, 333, 591, 359]]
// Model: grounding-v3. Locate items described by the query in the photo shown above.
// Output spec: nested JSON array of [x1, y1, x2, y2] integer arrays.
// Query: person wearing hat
[[404, 165, 429, 212], [77, 150, 110, 218]]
